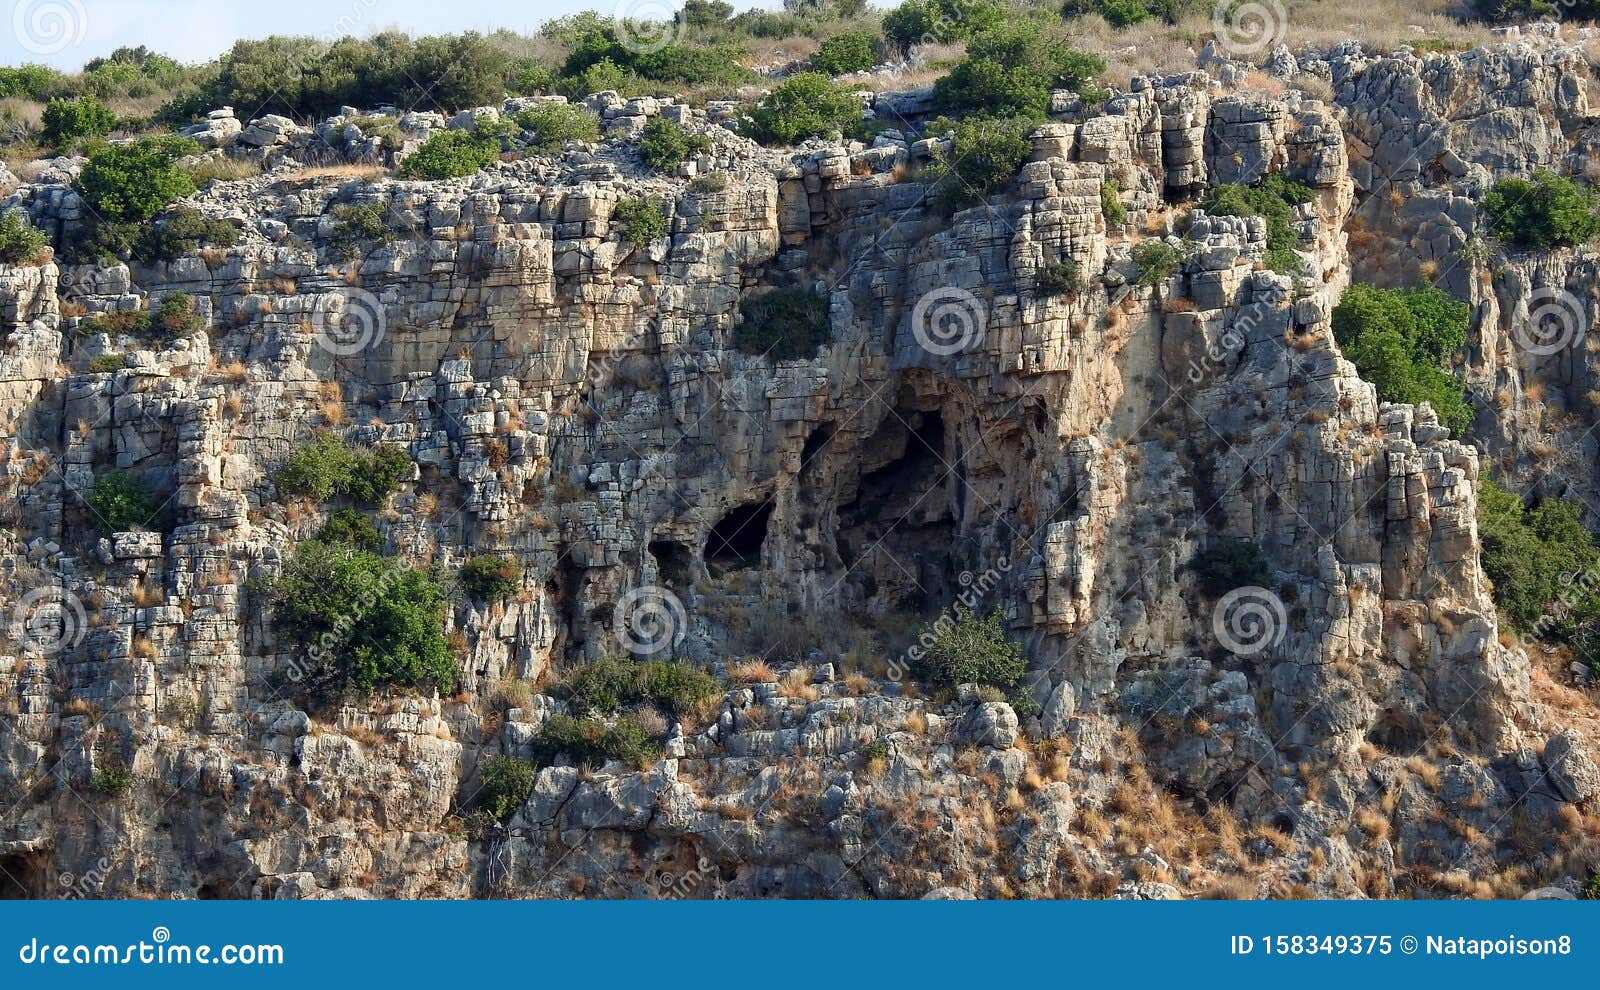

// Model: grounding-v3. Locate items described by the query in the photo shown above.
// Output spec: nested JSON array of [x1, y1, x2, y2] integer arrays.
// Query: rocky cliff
[[2, 36, 1599, 900]]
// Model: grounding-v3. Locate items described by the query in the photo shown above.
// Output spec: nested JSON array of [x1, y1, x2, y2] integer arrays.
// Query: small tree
[[512, 103, 600, 153], [913, 607, 1025, 689], [637, 117, 710, 172], [41, 96, 115, 150], [1131, 240, 1182, 286], [0, 209, 47, 264], [460, 554, 520, 602], [925, 115, 1034, 212], [1481, 171, 1600, 249], [87, 470, 162, 533], [399, 130, 502, 180], [76, 136, 199, 224], [811, 32, 877, 76], [612, 196, 669, 244], [1191, 536, 1271, 597], [478, 757, 538, 822], [746, 73, 862, 145]]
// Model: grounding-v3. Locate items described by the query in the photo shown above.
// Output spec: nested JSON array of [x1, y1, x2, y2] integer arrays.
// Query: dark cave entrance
[[0, 853, 46, 899], [705, 502, 773, 570], [650, 539, 693, 587]]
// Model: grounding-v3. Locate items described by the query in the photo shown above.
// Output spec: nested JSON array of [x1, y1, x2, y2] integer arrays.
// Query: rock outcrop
[[0, 37, 1597, 900]]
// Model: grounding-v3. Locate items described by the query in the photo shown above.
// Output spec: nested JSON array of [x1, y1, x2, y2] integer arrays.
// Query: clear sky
[[1, 0, 786, 71]]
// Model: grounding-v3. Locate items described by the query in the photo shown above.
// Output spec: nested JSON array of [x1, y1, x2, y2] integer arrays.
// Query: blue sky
[[1, 0, 786, 70]]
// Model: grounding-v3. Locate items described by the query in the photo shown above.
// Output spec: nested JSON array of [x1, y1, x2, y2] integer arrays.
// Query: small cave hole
[[650, 540, 693, 588], [705, 501, 773, 569], [0, 853, 46, 899]]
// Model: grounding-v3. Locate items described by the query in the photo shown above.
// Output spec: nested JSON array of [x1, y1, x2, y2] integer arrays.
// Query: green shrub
[[690, 172, 729, 193], [76, 293, 203, 344], [612, 196, 669, 244], [1203, 174, 1313, 274], [273, 432, 359, 501], [1332, 283, 1472, 435], [1036, 258, 1084, 295], [1191, 536, 1270, 596], [133, 206, 241, 264], [1062, 0, 1190, 25], [932, 22, 1105, 120], [76, 136, 199, 225], [1479, 476, 1600, 656], [637, 117, 711, 172], [345, 444, 413, 504], [87, 469, 162, 533], [557, 59, 634, 99], [41, 96, 116, 150], [925, 115, 1034, 213], [328, 202, 393, 258], [0, 209, 48, 264], [460, 554, 520, 602], [883, 0, 1007, 54], [317, 509, 382, 551], [1481, 171, 1600, 249], [477, 756, 538, 822], [512, 102, 600, 153], [746, 73, 862, 145], [734, 287, 832, 359], [91, 765, 134, 798], [399, 130, 502, 180], [531, 713, 659, 768], [565, 656, 721, 719], [0, 64, 63, 101], [274, 433, 411, 504], [1131, 239, 1181, 286], [266, 540, 456, 698], [911, 607, 1025, 689], [811, 31, 877, 75], [88, 353, 126, 374], [1101, 179, 1125, 227]]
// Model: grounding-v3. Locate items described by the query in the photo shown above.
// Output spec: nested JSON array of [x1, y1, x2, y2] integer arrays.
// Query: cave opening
[[0, 853, 45, 899], [705, 502, 773, 569], [650, 540, 693, 587], [800, 422, 835, 475]]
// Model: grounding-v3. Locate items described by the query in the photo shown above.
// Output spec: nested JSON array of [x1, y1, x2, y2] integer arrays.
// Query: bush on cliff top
[[745, 72, 862, 145], [932, 21, 1106, 120], [87, 469, 165, 534], [399, 129, 502, 180], [1202, 173, 1313, 275], [274, 432, 412, 505], [924, 115, 1034, 213], [75, 135, 198, 224]]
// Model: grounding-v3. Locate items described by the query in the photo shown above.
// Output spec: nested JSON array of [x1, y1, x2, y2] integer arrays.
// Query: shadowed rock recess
[[6, 36, 1600, 901]]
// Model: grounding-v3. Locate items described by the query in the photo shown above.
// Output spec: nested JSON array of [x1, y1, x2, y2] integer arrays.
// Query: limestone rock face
[[0, 40, 1595, 900]]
